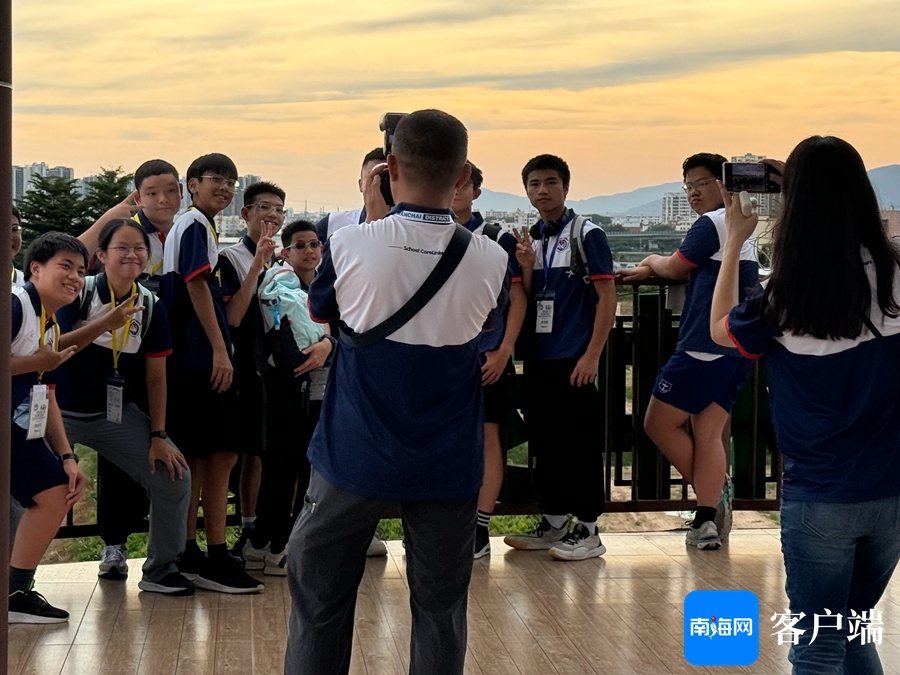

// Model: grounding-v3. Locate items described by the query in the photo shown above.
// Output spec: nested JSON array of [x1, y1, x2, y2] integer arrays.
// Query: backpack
[[79, 276, 156, 341], [258, 266, 325, 372]]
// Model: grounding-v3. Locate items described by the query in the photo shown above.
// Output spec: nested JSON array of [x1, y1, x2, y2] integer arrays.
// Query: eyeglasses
[[251, 202, 287, 216], [287, 241, 322, 251], [682, 178, 718, 193], [200, 175, 240, 192], [108, 245, 149, 257]]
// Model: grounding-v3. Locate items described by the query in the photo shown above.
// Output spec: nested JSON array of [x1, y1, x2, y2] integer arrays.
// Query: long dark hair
[[763, 136, 900, 339]]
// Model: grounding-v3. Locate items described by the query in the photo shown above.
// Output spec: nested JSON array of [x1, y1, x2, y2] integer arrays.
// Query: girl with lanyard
[[712, 136, 900, 672], [54, 218, 194, 595]]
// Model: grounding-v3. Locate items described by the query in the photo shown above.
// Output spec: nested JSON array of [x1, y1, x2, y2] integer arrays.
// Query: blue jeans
[[781, 495, 900, 674]]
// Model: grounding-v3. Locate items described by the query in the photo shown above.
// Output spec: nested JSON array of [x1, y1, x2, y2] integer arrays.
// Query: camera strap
[[862, 314, 900, 374], [341, 225, 473, 349]]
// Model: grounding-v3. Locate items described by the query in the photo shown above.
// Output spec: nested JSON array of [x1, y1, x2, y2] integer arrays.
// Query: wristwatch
[[60, 452, 79, 464], [150, 430, 168, 440]]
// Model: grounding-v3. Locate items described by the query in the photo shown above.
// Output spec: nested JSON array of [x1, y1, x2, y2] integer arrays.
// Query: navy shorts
[[482, 359, 516, 425], [652, 351, 752, 415], [10, 424, 69, 507], [167, 369, 240, 458]]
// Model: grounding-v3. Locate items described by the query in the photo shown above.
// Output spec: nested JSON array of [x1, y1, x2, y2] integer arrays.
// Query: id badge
[[27, 384, 49, 440], [536, 291, 555, 334], [107, 374, 125, 424]]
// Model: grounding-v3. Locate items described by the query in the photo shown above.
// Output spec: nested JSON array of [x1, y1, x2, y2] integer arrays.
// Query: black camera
[[378, 113, 406, 207], [722, 162, 782, 194]]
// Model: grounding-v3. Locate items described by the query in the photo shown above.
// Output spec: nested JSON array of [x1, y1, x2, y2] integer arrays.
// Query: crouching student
[[244, 220, 333, 575], [8, 233, 89, 623], [54, 219, 194, 595]]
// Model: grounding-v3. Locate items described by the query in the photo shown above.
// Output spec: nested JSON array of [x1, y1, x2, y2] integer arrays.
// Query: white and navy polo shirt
[[726, 255, 900, 503], [160, 206, 232, 372], [528, 209, 615, 361], [219, 235, 269, 374], [134, 210, 167, 292], [10, 283, 58, 413], [315, 207, 365, 242], [677, 208, 760, 356], [53, 273, 172, 414], [308, 203, 509, 501]]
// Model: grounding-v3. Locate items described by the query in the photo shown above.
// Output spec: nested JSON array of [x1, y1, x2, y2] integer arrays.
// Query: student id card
[[27, 384, 50, 440], [536, 291, 555, 334], [107, 374, 125, 424]]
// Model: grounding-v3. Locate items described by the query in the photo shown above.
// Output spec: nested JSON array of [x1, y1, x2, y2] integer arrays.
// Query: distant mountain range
[[479, 164, 900, 216]]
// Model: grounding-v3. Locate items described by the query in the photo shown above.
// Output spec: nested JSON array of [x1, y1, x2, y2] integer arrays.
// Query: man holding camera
[[284, 109, 508, 675]]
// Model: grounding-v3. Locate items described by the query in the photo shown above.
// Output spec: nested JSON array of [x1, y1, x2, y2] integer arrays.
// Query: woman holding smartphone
[[710, 136, 900, 673]]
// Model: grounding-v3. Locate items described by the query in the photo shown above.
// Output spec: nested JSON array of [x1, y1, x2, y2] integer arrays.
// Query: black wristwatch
[[60, 452, 79, 464], [150, 430, 168, 440]]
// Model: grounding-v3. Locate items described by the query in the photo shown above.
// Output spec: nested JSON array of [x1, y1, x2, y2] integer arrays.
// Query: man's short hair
[[521, 154, 570, 190], [12, 206, 20, 221], [186, 153, 238, 182], [134, 159, 179, 190], [362, 147, 386, 167], [23, 232, 88, 281], [682, 153, 727, 180], [468, 161, 483, 190], [392, 110, 468, 190], [244, 181, 286, 207], [281, 219, 316, 248]]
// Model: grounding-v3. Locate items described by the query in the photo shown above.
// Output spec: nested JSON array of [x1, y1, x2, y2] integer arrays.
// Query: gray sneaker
[[366, 535, 388, 557], [686, 520, 722, 550], [504, 517, 568, 551], [548, 524, 607, 561], [714, 475, 733, 542], [98, 544, 128, 580]]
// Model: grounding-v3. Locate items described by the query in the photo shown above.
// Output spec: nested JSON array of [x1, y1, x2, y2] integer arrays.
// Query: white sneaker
[[264, 549, 287, 576], [504, 518, 568, 551], [98, 544, 128, 580], [548, 524, 607, 561], [686, 520, 722, 550], [242, 542, 268, 571], [366, 535, 388, 557]]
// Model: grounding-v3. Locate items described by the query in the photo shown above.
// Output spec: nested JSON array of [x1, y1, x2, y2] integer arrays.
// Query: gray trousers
[[62, 403, 190, 582], [284, 470, 477, 675]]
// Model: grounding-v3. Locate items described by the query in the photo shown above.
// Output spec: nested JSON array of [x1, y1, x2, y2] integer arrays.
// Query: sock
[[692, 506, 717, 528], [208, 543, 230, 561], [476, 510, 491, 530], [9, 567, 36, 594], [241, 517, 256, 529], [544, 514, 567, 530], [576, 520, 598, 535], [184, 538, 201, 553]]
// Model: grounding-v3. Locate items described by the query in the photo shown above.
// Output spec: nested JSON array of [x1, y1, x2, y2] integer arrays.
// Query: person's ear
[[473, 187, 482, 201], [387, 154, 400, 182], [454, 163, 472, 192]]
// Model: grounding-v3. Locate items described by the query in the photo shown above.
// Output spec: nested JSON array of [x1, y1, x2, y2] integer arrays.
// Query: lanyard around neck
[[37, 304, 60, 382], [108, 280, 138, 373]]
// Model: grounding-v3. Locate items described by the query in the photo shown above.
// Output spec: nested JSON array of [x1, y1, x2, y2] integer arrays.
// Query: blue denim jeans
[[781, 495, 900, 674]]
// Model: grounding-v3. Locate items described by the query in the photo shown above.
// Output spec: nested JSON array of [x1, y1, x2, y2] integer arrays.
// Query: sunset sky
[[11, 0, 900, 212]]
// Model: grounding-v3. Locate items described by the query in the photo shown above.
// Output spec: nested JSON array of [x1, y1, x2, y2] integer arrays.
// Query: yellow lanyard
[[37, 304, 60, 383], [109, 281, 137, 373]]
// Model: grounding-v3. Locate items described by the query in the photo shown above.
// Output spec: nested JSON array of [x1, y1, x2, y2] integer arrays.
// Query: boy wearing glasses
[[218, 182, 281, 561], [619, 153, 759, 550], [160, 153, 263, 593], [243, 219, 333, 574]]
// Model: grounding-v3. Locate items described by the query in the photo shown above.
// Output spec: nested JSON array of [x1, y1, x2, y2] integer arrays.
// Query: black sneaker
[[196, 555, 265, 594], [138, 572, 196, 596], [8, 590, 69, 624], [474, 526, 491, 560], [177, 543, 206, 582], [229, 528, 253, 557]]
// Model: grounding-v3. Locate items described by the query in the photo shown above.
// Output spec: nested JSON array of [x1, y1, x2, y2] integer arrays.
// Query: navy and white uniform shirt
[[676, 208, 760, 357], [11, 267, 25, 288], [315, 207, 366, 242], [528, 209, 615, 361], [133, 210, 167, 293], [726, 253, 900, 503], [219, 235, 269, 373], [10, 283, 58, 414], [308, 203, 509, 501], [54, 273, 172, 414], [160, 206, 232, 372], [465, 212, 523, 354]]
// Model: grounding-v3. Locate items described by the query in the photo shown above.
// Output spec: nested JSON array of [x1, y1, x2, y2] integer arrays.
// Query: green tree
[[15, 175, 86, 240], [80, 167, 134, 224]]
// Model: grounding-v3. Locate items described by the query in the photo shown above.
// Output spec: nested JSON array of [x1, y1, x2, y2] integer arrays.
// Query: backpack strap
[[482, 222, 503, 242], [78, 276, 98, 321], [569, 215, 591, 284], [137, 284, 156, 340]]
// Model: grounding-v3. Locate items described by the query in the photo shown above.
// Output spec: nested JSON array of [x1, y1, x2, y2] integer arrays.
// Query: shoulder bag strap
[[341, 225, 472, 349]]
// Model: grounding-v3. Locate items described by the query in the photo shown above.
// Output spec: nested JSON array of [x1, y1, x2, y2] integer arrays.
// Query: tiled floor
[[7, 529, 900, 674]]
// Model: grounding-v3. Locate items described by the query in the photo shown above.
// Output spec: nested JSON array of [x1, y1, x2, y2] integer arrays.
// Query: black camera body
[[378, 113, 407, 207]]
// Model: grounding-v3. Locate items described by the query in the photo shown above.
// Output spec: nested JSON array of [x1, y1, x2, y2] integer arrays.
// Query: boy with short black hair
[[8, 232, 89, 622], [504, 154, 617, 561], [315, 147, 387, 242], [160, 152, 263, 593], [218, 181, 281, 558]]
